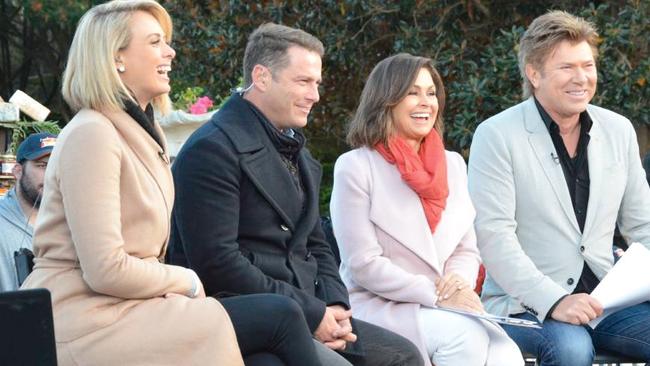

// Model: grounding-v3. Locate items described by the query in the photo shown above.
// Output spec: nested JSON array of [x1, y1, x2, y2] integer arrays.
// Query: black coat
[[168, 94, 351, 333]]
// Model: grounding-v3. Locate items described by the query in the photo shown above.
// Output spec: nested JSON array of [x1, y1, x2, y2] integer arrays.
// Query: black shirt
[[534, 98, 600, 296]]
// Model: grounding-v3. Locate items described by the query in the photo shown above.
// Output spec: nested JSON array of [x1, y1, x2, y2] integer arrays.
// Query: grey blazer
[[468, 97, 650, 322]]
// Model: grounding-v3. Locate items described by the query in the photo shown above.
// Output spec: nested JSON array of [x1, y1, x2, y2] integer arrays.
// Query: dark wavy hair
[[346, 53, 446, 148]]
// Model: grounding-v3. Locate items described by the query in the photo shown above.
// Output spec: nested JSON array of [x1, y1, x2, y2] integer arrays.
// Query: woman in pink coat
[[330, 53, 523, 366]]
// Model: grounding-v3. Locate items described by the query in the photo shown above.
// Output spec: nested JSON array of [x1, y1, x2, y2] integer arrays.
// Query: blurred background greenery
[[1, 0, 648, 212]]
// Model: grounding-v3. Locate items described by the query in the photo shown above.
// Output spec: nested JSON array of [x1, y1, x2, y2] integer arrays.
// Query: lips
[[296, 105, 312, 114], [156, 65, 171, 74], [410, 112, 431, 121]]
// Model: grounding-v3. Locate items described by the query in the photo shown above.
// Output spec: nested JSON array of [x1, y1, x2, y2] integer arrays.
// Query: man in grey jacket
[[0, 132, 56, 292], [468, 10, 650, 365]]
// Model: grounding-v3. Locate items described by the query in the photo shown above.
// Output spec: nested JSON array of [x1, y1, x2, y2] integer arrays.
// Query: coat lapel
[[240, 147, 300, 231], [523, 99, 580, 232], [583, 110, 604, 235], [217, 96, 301, 231], [100, 108, 174, 257], [366, 150, 442, 274], [288, 151, 321, 243]]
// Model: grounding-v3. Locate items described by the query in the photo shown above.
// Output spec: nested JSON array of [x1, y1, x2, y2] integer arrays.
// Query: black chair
[[0, 288, 57, 365]]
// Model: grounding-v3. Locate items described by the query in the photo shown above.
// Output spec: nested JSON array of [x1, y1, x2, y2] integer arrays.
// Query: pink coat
[[330, 147, 480, 365]]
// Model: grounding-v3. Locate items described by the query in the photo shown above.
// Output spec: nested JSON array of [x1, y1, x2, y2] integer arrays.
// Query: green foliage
[[0, 120, 62, 154], [161, 1, 648, 213], [171, 86, 207, 111], [0, 0, 99, 123], [586, 2, 650, 124], [2, 1, 648, 213]]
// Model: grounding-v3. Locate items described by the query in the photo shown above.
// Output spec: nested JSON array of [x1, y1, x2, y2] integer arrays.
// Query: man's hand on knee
[[315, 307, 346, 348], [551, 294, 603, 325], [330, 305, 357, 345]]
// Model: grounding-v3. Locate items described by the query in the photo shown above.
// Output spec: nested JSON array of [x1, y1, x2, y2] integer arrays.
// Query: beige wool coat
[[21, 108, 243, 366]]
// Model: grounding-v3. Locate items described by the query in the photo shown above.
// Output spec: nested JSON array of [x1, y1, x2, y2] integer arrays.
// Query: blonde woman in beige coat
[[18, 1, 246, 365]]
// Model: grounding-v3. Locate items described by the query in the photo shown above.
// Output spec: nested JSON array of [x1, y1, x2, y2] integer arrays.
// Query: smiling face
[[116, 10, 175, 109], [258, 46, 322, 130], [391, 68, 439, 150], [527, 40, 597, 123]]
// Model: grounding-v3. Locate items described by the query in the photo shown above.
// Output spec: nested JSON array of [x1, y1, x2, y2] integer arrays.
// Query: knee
[[256, 294, 305, 322], [455, 328, 490, 362], [556, 342, 593, 366], [394, 336, 423, 366], [191, 298, 236, 335], [541, 336, 593, 366], [488, 340, 524, 366]]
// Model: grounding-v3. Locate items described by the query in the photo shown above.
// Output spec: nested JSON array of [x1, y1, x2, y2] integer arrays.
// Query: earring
[[117, 64, 125, 73]]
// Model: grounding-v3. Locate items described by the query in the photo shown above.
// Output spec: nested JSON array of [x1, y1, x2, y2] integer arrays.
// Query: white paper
[[434, 306, 542, 328], [589, 242, 650, 327]]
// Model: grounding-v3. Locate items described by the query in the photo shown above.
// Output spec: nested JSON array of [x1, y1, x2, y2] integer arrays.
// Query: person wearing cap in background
[[0, 132, 56, 292]]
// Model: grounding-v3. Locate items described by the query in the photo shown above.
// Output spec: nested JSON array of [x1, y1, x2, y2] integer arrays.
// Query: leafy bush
[[0, 0, 99, 122], [0, 120, 62, 154], [2, 1, 647, 213]]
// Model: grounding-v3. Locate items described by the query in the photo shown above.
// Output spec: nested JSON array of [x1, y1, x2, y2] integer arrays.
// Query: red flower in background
[[189, 96, 214, 114]]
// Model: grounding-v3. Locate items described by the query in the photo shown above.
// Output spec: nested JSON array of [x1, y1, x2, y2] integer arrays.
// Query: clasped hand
[[314, 305, 358, 350], [435, 273, 484, 314]]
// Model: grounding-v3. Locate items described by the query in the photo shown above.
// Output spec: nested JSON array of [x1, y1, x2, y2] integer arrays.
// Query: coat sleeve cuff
[[525, 282, 569, 322]]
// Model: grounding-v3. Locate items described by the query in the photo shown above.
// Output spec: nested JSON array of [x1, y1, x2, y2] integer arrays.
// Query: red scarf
[[375, 129, 448, 232]]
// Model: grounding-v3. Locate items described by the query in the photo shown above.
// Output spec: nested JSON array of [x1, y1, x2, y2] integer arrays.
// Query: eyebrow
[[411, 84, 436, 90], [146, 32, 165, 40], [294, 75, 322, 83]]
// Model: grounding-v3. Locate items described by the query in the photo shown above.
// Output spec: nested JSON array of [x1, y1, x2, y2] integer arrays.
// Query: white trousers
[[418, 307, 524, 366]]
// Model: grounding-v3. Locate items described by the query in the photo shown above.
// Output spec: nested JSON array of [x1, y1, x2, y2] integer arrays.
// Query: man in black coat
[[169, 23, 422, 365]]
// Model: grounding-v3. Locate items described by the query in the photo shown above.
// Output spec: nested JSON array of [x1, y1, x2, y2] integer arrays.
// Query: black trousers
[[340, 319, 423, 366], [219, 294, 321, 366]]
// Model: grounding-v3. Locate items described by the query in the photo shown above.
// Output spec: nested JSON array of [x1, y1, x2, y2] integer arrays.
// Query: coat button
[[305, 251, 312, 260], [280, 224, 289, 231], [580, 245, 585, 253], [314, 279, 319, 286], [567, 278, 575, 285]]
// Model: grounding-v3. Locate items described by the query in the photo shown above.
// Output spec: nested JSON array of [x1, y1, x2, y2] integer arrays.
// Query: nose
[[307, 83, 320, 103], [420, 93, 435, 106], [164, 41, 176, 60], [574, 67, 588, 83]]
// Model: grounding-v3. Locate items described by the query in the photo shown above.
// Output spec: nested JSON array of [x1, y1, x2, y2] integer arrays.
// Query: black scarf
[[123, 99, 164, 149], [259, 120, 305, 164], [245, 98, 307, 207]]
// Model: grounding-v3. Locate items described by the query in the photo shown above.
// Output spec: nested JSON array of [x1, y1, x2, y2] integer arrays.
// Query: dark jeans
[[502, 302, 650, 366], [220, 294, 321, 366], [342, 319, 423, 366]]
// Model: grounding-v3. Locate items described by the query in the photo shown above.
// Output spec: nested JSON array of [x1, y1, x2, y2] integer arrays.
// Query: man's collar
[[533, 96, 593, 134], [0, 187, 30, 226], [238, 94, 300, 137]]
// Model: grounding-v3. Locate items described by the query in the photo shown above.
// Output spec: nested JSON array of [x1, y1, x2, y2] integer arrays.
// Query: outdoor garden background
[[1, 0, 648, 213]]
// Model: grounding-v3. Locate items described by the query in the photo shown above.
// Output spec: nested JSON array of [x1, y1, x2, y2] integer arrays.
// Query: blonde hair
[[62, 0, 173, 113], [519, 10, 599, 98], [347, 53, 445, 148]]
